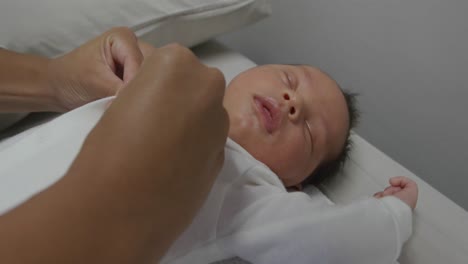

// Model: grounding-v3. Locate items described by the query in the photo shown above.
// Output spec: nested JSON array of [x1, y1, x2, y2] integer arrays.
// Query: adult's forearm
[[0, 48, 62, 112], [0, 91, 214, 264]]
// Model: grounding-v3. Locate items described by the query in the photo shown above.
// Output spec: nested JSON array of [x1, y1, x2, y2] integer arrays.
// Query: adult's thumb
[[107, 27, 144, 84]]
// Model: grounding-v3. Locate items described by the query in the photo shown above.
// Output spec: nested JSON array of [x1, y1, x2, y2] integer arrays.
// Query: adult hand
[[0, 42, 229, 264], [48, 27, 144, 111], [101, 42, 229, 194], [373, 176, 419, 209], [75, 43, 229, 261]]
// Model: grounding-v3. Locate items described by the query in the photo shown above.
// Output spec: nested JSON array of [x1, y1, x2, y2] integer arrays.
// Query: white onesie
[[0, 97, 412, 264]]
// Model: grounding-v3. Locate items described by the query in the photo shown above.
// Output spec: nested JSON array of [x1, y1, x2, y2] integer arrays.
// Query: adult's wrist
[[0, 49, 64, 112], [45, 57, 74, 112]]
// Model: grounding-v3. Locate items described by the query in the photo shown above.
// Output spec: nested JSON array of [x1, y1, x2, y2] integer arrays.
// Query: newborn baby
[[160, 64, 418, 264], [225, 63, 417, 205], [0, 63, 418, 264]]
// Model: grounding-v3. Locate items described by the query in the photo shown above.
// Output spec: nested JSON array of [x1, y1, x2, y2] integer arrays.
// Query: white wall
[[218, 0, 468, 209]]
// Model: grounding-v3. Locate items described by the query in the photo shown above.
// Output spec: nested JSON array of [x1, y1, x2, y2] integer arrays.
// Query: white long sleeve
[[217, 165, 413, 264]]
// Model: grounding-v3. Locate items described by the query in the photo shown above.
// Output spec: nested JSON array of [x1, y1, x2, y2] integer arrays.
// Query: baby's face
[[224, 65, 349, 188]]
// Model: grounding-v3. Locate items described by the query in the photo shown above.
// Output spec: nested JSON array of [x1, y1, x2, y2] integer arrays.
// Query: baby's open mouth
[[253, 95, 281, 133]]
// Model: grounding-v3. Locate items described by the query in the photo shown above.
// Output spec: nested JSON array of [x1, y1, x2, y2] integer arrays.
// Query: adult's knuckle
[[110, 26, 134, 37], [165, 43, 192, 56], [207, 67, 226, 88], [165, 42, 185, 50], [221, 108, 230, 135], [157, 43, 196, 64], [209, 106, 230, 145], [105, 27, 138, 45]]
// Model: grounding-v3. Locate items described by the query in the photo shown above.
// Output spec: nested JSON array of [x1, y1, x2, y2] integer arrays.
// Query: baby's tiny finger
[[373, 192, 383, 198], [383, 186, 402, 196], [389, 176, 408, 187]]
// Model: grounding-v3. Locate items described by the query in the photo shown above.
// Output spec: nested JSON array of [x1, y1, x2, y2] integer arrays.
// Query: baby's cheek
[[285, 132, 309, 162], [273, 135, 310, 184]]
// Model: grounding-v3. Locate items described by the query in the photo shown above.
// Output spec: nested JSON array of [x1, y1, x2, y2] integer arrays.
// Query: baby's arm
[[218, 169, 415, 264]]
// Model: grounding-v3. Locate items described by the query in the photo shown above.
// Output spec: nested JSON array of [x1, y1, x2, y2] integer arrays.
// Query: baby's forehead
[[275, 64, 334, 83], [258, 64, 325, 76], [239, 64, 336, 90]]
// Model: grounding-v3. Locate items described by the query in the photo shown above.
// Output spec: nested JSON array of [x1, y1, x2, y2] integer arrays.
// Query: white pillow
[[0, 0, 271, 57]]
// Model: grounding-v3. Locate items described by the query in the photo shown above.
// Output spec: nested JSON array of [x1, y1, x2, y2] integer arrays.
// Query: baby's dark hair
[[302, 88, 359, 186]]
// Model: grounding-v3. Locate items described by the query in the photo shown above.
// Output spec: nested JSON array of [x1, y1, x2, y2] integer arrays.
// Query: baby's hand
[[373, 176, 418, 210]]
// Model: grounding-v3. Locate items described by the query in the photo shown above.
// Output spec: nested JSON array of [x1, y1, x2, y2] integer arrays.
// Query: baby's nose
[[283, 91, 301, 121]]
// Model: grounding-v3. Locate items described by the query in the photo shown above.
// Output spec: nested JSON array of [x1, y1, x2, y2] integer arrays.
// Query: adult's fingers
[[138, 40, 157, 59], [107, 27, 144, 84]]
